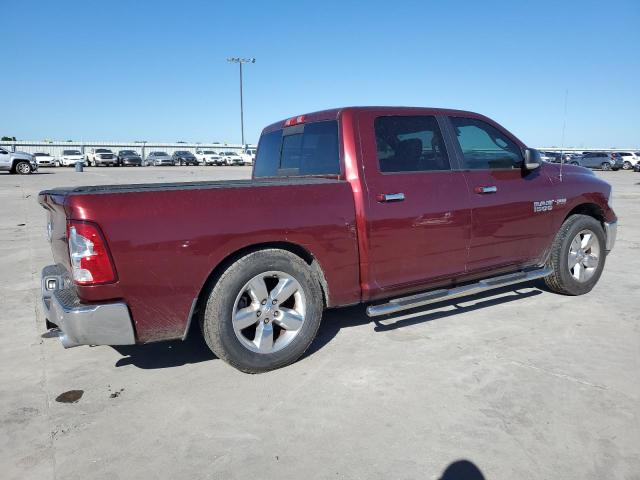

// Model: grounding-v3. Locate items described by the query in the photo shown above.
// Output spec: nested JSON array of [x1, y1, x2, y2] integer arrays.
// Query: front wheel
[[601, 162, 612, 171], [14, 161, 33, 175], [544, 214, 606, 296], [622, 161, 632, 170], [201, 249, 323, 373]]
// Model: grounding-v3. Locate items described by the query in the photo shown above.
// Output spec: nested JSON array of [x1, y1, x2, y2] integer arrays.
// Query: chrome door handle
[[474, 186, 497, 194], [376, 192, 405, 203]]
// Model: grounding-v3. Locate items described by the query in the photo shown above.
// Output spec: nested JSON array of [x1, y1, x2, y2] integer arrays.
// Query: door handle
[[376, 192, 405, 203], [474, 186, 497, 194]]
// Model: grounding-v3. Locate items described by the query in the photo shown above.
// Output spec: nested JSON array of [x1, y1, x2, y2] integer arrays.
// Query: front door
[[358, 111, 471, 299], [0, 148, 10, 171], [445, 115, 555, 273]]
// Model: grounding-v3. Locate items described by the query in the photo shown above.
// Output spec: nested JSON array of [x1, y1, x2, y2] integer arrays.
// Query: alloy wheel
[[568, 229, 600, 283], [232, 271, 307, 354]]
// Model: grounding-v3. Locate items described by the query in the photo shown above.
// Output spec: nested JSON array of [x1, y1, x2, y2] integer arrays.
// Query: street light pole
[[227, 57, 255, 146]]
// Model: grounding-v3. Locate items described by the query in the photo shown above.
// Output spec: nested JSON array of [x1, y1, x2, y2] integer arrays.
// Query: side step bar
[[366, 267, 553, 317]]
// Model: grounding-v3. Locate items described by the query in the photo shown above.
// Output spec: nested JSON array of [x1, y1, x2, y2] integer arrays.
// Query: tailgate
[[38, 192, 71, 271]]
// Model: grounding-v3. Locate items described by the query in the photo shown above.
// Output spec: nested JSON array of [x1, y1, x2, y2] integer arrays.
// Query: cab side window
[[374, 116, 450, 172], [450, 117, 523, 170]]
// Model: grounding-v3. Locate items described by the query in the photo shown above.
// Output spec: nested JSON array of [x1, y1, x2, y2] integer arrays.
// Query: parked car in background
[[33, 152, 57, 167], [219, 150, 243, 166], [38, 106, 617, 372], [634, 161, 640, 172], [578, 152, 622, 171], [539, 151, 557, 163], [239, 148, 256, 165], [196, 149, 223, 165], [172, 151, 198, 166], [87, 148, 117, 167], [0, 147, 37, 174], [614, 152, 639, 170], [58, 150, 86, 167], [146, 151, 174, 166], [117, 150, 142, 167]]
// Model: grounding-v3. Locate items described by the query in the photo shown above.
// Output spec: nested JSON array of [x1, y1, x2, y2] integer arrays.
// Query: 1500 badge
[[533, 198, 567, 213]]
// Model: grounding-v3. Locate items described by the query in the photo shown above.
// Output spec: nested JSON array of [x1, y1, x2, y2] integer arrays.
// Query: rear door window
[[254, 120, 340, 177], [374, 116, 450, 172], [450, 117, 523, 170]]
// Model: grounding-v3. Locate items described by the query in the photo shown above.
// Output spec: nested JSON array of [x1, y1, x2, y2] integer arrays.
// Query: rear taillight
[[67, 221, 116, 285]]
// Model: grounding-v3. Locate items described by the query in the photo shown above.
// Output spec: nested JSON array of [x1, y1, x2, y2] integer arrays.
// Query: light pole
[[227, 57, 255, 146]]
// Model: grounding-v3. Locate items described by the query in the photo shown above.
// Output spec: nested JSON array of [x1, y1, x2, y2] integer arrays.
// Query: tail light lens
[[67, 221, 116, 285]]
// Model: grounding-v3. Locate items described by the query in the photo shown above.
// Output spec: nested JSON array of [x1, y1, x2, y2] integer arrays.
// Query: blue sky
[[3, 0, 639, 147]]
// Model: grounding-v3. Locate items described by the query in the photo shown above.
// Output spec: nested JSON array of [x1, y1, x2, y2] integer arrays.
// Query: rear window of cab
[[254, 120, 340, 177]]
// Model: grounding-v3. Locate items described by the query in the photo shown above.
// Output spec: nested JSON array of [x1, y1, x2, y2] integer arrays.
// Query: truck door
[[358, 111, 471, 299], [444, 115, 555, 273]]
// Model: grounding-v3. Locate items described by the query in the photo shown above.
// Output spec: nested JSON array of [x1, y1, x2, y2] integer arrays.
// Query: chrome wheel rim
[[17, 162, 31, 174], [568, 229, 600, 283], [232, 271, 306, 354], [601, 162, 611, 171]]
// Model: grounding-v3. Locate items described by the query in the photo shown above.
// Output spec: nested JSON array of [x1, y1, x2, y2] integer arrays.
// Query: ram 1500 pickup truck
[[39, 107, 617, 373]]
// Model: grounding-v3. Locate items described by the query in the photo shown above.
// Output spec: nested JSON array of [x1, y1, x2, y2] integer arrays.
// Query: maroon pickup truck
[[39, 107, 617, 372]]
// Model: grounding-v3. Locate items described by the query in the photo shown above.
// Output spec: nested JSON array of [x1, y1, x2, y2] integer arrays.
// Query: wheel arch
[[564, 202, 606, 226], [187, 241, 331, 338]]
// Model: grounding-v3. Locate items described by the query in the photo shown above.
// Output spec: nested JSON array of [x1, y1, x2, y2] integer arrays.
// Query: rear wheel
[[601, 162, 611, 171], [201, 249, 323, 373], [622, 161, 632, 170], [544, 214, 606, 296]]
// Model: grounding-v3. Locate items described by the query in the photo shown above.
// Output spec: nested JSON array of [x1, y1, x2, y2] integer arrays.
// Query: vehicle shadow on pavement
[[305, 281, 545, 359], [438, 459, 486, 479], [110, 281, 545, 370], [112, 331, 216, 369]]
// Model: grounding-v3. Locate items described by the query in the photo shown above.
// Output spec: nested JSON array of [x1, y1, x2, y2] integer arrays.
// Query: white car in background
[[58, 149, 86, 167], [195, 149, 223, 166], [32, 152, 58, 167], [239, 148, 256, 165], [615, 152, 639, 170], [219, 151, 244, 166]]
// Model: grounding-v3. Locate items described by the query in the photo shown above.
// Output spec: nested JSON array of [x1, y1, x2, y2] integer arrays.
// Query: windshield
[[63, 150, 81, 155], [225, 151, 238, 156], [120, 150, 136, 155], [203, 151, 217, 154], [154, 152, 168, 156], [96, 149, 111, 153]]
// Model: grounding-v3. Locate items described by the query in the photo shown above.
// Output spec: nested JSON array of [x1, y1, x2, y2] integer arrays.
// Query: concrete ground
[[1, 165, 638, 480]]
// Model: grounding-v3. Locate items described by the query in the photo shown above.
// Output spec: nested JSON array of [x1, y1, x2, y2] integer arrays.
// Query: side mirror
[[524, 148, 541, 170]]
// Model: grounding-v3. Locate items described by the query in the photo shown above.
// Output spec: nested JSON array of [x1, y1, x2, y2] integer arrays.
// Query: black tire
[[601, 162, 611, 171], [544, 214, 606, 296], [200, 249, 324, 373], [623, 161, 632, 170]]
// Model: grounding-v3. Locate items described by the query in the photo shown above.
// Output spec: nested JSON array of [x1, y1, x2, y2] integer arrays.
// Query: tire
[[14, 161, 33, 175], [601, 162, 611, 171], [201, 249, 324, 373], [544, 214, 606, 296], [623, 161, 632, 170]]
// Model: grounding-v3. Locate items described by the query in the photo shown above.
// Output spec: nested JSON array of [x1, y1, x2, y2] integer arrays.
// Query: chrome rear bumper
[[605, 221, 617, 252], [41, 265, 135, 348]]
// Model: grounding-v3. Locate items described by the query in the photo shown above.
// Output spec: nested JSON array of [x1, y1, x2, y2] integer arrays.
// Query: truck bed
[[39, 176, 361, 342]]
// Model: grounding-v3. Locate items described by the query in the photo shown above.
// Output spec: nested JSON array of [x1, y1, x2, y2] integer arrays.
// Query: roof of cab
[[261, 106, 483, 134]]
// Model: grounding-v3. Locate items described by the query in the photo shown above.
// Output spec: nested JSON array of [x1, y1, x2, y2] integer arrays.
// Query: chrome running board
[[366, 267, 552, 317]]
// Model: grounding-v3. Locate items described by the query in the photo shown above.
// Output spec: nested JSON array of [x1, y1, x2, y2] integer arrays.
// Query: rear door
[[444, 115, 554, 273], [358, 111, 471, 297]]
